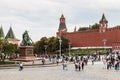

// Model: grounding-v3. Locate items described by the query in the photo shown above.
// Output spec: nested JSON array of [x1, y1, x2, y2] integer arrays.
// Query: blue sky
[[0, 0, 120, 42]]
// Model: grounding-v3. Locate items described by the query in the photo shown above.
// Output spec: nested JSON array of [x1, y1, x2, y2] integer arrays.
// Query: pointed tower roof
[[5, 26, 16, 40], [99, 13, 108, 23], [0, 25, 5, 40], [58, 14, 67, 32], [61, 14, 64, 18]]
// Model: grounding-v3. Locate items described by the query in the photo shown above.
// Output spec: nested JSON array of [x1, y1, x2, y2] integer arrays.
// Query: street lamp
[[44, 45, 47, 55], [59, 38, 62, 56], [102, 39, 107, 52], [68, 42, 71, 56]]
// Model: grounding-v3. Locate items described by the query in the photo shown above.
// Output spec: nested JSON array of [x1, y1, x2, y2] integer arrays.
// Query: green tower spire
[[5, 26, 16, 40], [0, 25, 5, 40]]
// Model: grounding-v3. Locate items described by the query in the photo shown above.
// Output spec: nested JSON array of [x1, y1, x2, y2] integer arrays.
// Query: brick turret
[[58, 14, 67, 33], [99, 14, 108, 33]]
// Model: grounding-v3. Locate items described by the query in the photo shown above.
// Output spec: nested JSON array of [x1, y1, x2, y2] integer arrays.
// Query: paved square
[[0, 61, 120, 80]]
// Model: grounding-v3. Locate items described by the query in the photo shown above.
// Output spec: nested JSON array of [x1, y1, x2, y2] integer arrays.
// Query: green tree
[[78, 27, 89, 31], [34, 37, 48, 55], [78, 23, 100, 31], [47, 37, 57, 53], [60, 36, 69, 53], [0, 42, 18, 62], [34, 36, 69, 55], [91, 23, 100, 29]]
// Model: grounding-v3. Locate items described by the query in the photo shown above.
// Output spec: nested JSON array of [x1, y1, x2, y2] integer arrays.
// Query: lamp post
[[0, 34, 2, 56], [44, 45, 47, 55], [68, 42, 71, 56], [59, 38, 62, 56], [102, 39, 107, 52], [58, 30, 62, 56]]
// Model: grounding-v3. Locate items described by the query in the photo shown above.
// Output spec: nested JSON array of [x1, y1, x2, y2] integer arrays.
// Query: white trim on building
[[71, 46, 112, 49]]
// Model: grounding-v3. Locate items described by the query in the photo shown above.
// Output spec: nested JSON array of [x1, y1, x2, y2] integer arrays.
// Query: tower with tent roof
[[0, 25, 20, 46]]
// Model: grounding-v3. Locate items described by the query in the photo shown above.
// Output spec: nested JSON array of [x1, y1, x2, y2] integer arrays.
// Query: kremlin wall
[[57, 14, 120, 51]]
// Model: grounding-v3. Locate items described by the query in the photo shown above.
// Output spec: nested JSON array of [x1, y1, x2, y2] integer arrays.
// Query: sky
[[0, 0, 120, 42]]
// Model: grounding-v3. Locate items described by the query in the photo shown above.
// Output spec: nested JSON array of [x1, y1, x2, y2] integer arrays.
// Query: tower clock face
[[60, 19, 64, 22]]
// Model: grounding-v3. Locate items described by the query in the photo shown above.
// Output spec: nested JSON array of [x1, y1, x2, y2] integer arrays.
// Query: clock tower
[[58, 14, 67, 33], [99, 14, 108, 33]]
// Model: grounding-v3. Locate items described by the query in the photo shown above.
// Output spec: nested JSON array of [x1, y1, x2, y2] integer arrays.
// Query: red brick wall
[[112, 42, 120, 50], [61, 28, 120, 47]]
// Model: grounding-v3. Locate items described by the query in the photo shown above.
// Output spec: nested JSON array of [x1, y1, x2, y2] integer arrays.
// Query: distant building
[[0, 25, 20, 46], [57, 14, 120, 51]]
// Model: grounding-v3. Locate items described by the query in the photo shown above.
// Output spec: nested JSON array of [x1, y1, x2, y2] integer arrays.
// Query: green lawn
[[0, 61, 17, 65]]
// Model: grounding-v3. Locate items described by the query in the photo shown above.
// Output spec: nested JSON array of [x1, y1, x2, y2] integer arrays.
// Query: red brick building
[[57, 14, 120, 51]]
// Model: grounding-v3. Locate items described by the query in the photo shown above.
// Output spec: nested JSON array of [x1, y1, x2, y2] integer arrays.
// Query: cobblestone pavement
[[0, 61, 120, 80]]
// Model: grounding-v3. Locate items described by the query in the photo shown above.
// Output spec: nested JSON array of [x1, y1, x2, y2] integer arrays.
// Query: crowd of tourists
[[18, 51, 120, 71], [42, 51, 120, 71], [39, 54, 89, 71], [102, 51, 120, 70]]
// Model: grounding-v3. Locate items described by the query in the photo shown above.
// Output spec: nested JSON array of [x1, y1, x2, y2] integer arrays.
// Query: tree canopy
[[78, 23, 100, 31], [34, 36, 69, 55], [0, 41, 18, 62]]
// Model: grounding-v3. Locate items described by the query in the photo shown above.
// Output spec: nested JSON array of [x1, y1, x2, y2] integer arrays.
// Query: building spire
[[58, 14, 67, 32], [99, 13, 108, 33], [5, 25, 16, 40], [74, 26, 76, 32], [61, 14, 64, 18], [0, 24, 5, 40], [99, 13, 108, 23]]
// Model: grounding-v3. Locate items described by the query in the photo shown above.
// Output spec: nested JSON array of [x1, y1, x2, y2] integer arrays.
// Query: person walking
[[42, 57, 45, 65], [115, 60, 119, 71], [19, 61, 23, 71], [62, 60, 65, 70], [56, 59, 59, 65], [75, 60, 80, 71], [92, 57, 94, 65], [81, 61, 84, 70], [78, 61, 81, 71], [62, 61, 68, 70], [107, 59, 111, 70]]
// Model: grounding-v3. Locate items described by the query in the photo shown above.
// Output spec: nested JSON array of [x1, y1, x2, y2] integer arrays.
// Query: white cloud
[[0, 0, 120, 42]]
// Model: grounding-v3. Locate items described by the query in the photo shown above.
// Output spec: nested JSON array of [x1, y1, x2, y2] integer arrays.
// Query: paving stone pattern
[[0, 61, 120, 80]]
